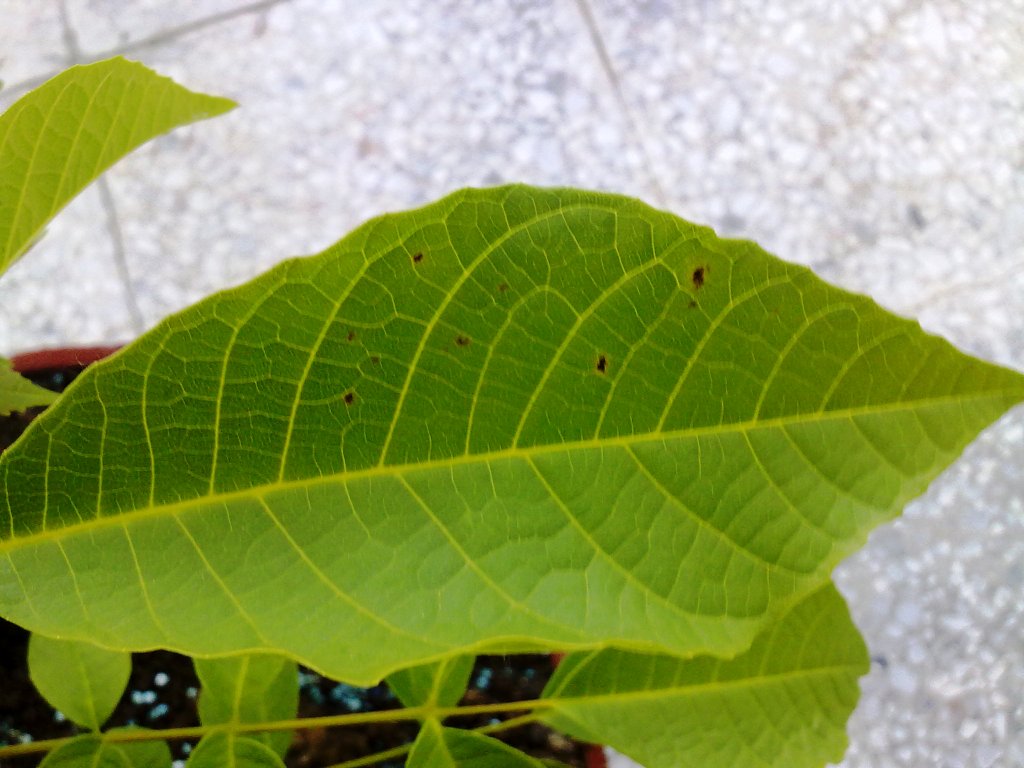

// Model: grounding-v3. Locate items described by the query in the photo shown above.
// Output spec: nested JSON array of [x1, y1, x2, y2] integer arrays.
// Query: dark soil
[[0, 362, 597, 768]]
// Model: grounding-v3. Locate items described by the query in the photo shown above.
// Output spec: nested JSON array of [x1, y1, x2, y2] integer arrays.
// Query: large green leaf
[[0, 56, 234, 275], [28, 633, 131, 730], [194, 653, 298, 757], [542, 583, 867, 768], [407, 722, 548, 768], [1, 186, 1022, 686]]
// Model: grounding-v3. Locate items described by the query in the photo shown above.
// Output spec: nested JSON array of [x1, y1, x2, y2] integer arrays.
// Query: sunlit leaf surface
[[1, 186, 1021, 690]]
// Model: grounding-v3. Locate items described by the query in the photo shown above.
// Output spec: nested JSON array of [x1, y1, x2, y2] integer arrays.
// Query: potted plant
[[1, 57, 1021, 768]]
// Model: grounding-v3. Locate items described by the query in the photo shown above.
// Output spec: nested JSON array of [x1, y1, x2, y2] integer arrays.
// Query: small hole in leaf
[[596, 354, 608, 374], [692, 266, 706, 289], [412, 252, 424, 263], [343, 392, 355, 405], [455, 335, 471, 347]]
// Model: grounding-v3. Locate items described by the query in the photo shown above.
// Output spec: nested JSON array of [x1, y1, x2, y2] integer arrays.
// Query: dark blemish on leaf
[[346, 330, 357, 342], [343, 391, 355, 405], [596, 354, 608, 374], [692, 266, 706, 289], [412, 252, 424, 263], [370, 355, 381, 365], [498, 282, 509, 293], [455, 335, 471, 347], [687, 299, 698, 309]]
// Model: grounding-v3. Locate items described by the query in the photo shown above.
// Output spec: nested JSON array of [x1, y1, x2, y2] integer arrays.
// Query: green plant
[[1, 58, 1022, 768]]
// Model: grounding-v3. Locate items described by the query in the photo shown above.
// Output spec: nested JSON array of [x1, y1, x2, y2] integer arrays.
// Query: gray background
[[1, 1, 1022, 766]]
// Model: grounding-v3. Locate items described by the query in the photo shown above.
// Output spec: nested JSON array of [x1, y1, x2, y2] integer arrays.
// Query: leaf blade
[[194, 653, 298, 757], [387, 655, 475, 708], [0, 56, 234, 275], [1, 186, 1021, 685], [28, 633, 131, 730]]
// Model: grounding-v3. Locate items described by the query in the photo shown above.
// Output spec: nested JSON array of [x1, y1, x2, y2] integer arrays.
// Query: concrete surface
[[1, 1, 1022, 766]]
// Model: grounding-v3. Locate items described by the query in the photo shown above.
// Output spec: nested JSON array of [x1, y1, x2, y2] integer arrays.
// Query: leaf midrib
[[2, 389, 1016, 553], [543, 660, 863, 707]]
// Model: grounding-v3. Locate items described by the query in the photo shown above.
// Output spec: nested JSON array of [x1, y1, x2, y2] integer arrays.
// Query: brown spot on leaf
[[455, 335, 471, 347], [687, 299, 698, 309], [692, 266, 706, 289], [346, 330, 357, 342], [343, 392, 355, 405], [498, 282, 509, 293], [370, 355, 381, 365], [412, 252, 424, 263], [596, 354, 608, 374]]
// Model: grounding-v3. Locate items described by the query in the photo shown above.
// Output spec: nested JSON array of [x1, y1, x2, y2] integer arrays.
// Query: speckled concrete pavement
[[2, 2, 1022, 766]]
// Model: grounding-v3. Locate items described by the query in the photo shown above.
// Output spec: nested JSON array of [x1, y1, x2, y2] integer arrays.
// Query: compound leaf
[[542, 583, 867, 768], [28, 633, 131, 730], [0, 56, 234, 275], [1, 186, 1022, 687]]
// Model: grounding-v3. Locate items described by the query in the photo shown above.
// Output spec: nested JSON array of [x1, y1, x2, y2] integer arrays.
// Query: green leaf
[[408, 721, 548, 768], [194, 653, 298, 757], [38, 731, 171, 768], [1, 186, 1022, 686], [387, 655, 475, 708], [28, 633, 131, 730], [542, 583, 868, 768], [0, 356, 57, 416], [0, 56, 235, 275], [186, 733, 286, 768]]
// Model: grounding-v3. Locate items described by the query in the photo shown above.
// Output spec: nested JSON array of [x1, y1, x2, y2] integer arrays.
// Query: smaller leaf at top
[[28, 633, 130, 731], [0, 56, 235, 275], [0, 356, 56, 416]]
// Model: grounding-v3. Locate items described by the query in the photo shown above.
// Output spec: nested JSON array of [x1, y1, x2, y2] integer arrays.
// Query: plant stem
[[0, 699, 556, 758]]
